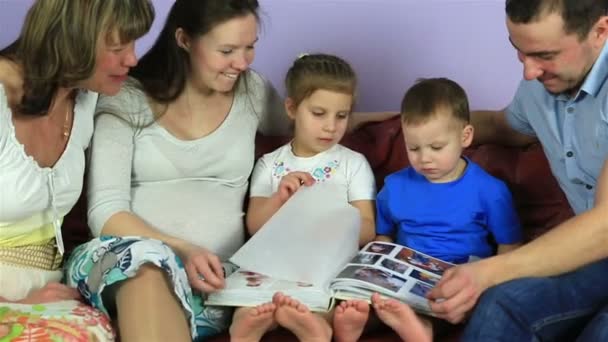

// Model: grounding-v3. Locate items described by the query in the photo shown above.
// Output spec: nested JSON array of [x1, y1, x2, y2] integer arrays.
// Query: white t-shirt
[[87, 70, 290, 260], [250, 143, 376, 203]]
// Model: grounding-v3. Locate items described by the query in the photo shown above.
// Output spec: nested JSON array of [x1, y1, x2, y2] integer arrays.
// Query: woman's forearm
[[100, 211, 192, 254]]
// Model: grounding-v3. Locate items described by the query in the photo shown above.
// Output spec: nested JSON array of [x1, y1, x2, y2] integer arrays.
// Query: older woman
[[0, 1, 153, 340]]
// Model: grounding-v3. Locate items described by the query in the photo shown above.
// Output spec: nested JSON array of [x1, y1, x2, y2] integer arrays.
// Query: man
[[427, 1, 608, 340]]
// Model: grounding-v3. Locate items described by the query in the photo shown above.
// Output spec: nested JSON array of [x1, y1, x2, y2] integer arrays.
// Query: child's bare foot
[[273, 292, 331, 342], [333, 300, 370, 342], [371, 293, 432, 342], [229, 303, 277, 342], [0, 324, 9, 339]]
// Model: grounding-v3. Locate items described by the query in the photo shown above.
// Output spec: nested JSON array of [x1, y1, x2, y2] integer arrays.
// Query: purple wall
[[0, 0, 521, 111]]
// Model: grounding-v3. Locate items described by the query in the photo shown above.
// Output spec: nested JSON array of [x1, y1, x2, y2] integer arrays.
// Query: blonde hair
[[1, 0, 154, 115], [284, 53, 357, 108]]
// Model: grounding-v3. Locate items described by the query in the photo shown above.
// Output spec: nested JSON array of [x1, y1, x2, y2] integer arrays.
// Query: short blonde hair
[[2, 0, 154, 115]]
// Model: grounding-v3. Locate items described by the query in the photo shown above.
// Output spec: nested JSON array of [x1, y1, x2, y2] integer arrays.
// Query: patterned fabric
[[0, 300, 114, 341], [0, 239, 62, 270], [271, 159, 340, 183], [65, 236, 237, 339]]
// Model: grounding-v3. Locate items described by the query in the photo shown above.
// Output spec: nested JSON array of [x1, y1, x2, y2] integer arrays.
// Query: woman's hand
[[17, 282, 81, 304], [179, 243, 225, 293], [275, 171, 315, 203]]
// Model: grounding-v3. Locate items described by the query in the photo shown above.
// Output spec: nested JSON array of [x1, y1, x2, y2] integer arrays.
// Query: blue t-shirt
[[506, 41, 608, 215], [376, 158, 522, 264]]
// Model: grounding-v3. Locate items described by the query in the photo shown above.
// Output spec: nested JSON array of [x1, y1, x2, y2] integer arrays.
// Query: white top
[[0, 83, 97, 301], [0, 84, 97, 251], [250, 143, 376, 203], [87, 70, 289, 260]]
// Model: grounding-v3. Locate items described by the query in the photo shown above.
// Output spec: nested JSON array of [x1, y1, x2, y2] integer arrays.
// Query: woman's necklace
[[62, 100, 72, 139]]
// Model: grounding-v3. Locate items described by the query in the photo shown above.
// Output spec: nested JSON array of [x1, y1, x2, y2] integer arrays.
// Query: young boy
[[334, 78, 523, 342]]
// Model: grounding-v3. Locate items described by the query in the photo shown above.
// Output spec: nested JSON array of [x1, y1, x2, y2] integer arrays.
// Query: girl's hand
[[276, 171, 315, 202], [180, 244, 225, 293], [18, 282, 81, 304]]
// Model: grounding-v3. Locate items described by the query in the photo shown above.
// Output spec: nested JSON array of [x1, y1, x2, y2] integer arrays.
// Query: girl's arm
[[246, 171, 315, 235], [246, 195, 285, 235], [350, 200, 376, 246]]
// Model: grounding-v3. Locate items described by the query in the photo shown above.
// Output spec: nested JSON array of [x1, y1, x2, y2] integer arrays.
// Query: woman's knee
[[125, 263, 171, 289]]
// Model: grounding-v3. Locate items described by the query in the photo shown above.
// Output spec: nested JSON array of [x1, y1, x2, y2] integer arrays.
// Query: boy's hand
[[276, 172, 315, 202]]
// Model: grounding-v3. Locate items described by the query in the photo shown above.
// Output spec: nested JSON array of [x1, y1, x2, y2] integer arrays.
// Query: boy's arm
[[375, 234, 394, 243], [496, 243, 521, 254], [350, 200, 376, 246], [374, 184, 398, 244]]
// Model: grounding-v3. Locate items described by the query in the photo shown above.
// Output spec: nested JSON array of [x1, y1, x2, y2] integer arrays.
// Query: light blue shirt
[[506, 41, 608, 214]]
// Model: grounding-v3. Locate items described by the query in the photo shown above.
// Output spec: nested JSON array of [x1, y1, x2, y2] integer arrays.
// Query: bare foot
[[0, 324, 9, 339], [371, 293, 432, 342], [229, 303, 277, 342], [333, 300, 370, 342], [273, 292, 331, 342]]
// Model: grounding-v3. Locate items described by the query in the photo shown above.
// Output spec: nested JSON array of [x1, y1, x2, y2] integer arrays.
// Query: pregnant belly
[[130, 181, 247, 260]]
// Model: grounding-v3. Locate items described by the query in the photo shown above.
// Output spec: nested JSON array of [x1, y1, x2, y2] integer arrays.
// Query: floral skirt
[[0, 300, 114, 341], [65, 236, 237, 340]]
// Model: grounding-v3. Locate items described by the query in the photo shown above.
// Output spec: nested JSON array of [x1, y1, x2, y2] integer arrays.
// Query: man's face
[[507, 12, 603, 95]]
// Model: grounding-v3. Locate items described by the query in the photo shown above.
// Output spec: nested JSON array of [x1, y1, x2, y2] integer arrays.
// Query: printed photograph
[[395, 248, 452, 276], [380, 257, 409, 275], [409, 281, 433, 298], [337, 266, 407, 293], [238, 270, 270, 287], [350, 253, 382, 265], [364, 242, 396, 255], [409, 269, 440, 286]]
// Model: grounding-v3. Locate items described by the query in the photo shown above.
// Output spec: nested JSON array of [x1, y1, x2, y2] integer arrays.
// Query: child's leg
[[371, 293, 432, 342], [229, 303, 277, 342], [273, 292, 332, 342], [333, 300, 370, 342]]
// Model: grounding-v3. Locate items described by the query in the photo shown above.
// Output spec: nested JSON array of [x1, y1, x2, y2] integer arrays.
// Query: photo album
[[205, 185, 453, 315]]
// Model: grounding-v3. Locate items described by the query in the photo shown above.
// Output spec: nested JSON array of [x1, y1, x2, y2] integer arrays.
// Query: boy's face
[[402, 111, 473, 183]]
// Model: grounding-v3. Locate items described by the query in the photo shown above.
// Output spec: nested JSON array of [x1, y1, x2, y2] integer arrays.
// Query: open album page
[[331, 241, 454, 316]]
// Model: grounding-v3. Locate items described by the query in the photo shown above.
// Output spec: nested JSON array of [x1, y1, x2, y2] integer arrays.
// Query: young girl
[[228, 53, 377, 342]]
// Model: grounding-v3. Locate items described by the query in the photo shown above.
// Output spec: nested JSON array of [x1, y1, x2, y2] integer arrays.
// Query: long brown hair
[[130, 0, 260, 105]]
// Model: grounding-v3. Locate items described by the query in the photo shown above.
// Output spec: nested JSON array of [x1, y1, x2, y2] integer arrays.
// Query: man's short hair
[[506, 0, 608, 39]]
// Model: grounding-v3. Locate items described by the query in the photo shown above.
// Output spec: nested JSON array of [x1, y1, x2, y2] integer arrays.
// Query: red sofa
[[63, 116, 574, 341]]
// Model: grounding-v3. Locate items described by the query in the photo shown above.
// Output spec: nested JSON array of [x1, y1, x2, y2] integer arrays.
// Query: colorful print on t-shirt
[[272, 160, 340, 182]]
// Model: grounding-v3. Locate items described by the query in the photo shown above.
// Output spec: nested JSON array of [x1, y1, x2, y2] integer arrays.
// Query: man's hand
[[18, 282, 81, 304], [427, 260, 493, 323]]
